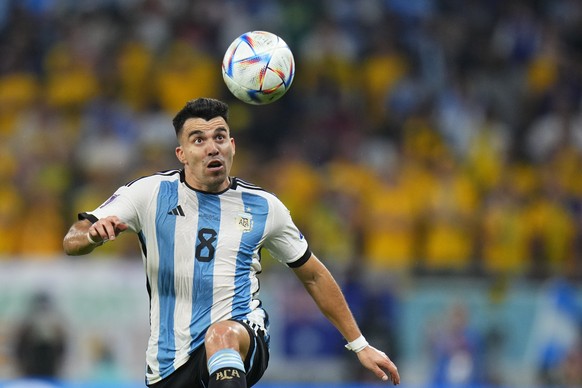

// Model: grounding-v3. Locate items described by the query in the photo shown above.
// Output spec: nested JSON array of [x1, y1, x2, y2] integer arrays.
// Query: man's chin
[[206, 174, 230, 190], [207, 170, 227, 179]]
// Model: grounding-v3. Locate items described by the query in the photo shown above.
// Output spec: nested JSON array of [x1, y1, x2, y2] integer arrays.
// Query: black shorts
[[147, 320, 269, 388]]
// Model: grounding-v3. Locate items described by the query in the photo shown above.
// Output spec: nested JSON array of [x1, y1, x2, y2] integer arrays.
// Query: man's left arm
[[292, 254, 400, 385]]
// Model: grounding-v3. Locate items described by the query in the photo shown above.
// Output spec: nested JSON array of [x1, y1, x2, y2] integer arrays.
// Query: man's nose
[[207, 141, 219, 155]]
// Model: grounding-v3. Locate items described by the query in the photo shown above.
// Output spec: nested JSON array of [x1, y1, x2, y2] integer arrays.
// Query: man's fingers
[[91, 217, 127, 241], [390, 370, 400, 385], [378, 358, 399, 385], [387, 364, 400, 385], [110, 216, 129, 237], [374, 367, 397, 385], [91, 223, 108, 241], [377, 369, 389, 381]]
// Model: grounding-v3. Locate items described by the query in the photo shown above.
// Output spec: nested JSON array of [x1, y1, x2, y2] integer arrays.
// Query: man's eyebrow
[[187, 127, 228, 138], [187, 129, 204, 137]]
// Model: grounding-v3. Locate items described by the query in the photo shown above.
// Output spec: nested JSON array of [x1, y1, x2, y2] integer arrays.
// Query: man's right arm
[[63, 216, 128, 255]]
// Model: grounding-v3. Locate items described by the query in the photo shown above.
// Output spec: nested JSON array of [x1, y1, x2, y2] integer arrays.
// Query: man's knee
[[205, 325, 248, 388], [205, 321, 250, 358]]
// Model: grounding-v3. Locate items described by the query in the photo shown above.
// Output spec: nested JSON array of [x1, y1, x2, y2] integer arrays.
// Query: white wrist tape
[[345, 335, 369, 353], [87, 233, 103, 246]]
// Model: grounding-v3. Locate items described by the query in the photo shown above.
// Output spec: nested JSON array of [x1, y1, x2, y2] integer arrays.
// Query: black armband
[[78, 212, 98, 223], [287, 247, 312, 268]]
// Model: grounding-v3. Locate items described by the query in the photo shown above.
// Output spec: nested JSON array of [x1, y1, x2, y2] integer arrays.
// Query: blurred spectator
[[306, 186, 360, 265], [153, 40, 221, 113], [0, 145, 23, 256], [422, 154, 479, 272], [427, 302, 485, 387], [43, 43, 99, 113], [116, 40, 156, 111], [525, 277, 582, 386], [479, 176, 530, 275], [434, 74, 485, 159], [523, 166, 576, 278], [300, 18, 358, 64], [525, 91, 582, 164], [361, 26, 409, 125], [17, 192, 66, 257], [0, 72, 39, 136], [360, 147, 420, 270], [13, 292, 67, 380], [0, 187, 24, 256], [465, 106, 512, 194]]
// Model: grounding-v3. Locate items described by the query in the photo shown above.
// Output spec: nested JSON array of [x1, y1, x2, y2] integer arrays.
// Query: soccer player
[[63, 98, 400, 388]]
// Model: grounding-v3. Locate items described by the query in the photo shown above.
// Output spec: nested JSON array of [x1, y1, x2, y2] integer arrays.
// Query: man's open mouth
[[207, 160, 223, 169]]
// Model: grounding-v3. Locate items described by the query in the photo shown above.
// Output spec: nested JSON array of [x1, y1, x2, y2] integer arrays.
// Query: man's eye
[[194, 138, 203, 144]]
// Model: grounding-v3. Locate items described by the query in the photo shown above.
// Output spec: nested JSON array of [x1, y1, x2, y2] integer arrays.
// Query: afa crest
[[236, 212, 253, 232]]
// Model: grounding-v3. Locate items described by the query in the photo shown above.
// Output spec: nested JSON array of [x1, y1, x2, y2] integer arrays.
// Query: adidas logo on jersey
[[167, 205, 185, 216]]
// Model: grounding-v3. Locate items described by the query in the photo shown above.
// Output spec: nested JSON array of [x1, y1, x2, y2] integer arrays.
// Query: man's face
[[175, 116, 235, 192]]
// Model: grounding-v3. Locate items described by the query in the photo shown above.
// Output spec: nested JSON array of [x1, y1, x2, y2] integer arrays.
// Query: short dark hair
[[172, 98, 229, 136]]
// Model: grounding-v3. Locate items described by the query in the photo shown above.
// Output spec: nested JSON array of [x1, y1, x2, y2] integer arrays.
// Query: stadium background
[[0, 0, 581, 387]]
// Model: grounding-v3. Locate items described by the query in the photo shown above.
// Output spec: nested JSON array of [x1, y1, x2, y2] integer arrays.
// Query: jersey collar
[[179, 169, 237, 194]]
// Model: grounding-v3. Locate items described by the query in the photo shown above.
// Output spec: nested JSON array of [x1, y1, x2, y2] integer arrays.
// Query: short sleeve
[[79, 183, 145, 233], [262, 197, 310, 267]]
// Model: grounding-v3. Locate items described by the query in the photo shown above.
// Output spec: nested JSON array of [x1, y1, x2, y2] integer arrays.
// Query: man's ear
[[175, 146, 186, 165]]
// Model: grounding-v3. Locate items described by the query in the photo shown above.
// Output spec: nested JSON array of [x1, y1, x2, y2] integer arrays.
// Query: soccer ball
[[222, 31, 295, 105]]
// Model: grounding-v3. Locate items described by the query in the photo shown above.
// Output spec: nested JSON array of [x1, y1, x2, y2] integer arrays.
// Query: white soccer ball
[[222, 31, 295, 105]]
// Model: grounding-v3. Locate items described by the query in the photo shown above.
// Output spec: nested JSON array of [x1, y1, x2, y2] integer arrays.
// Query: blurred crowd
[[0, 0, 581, 279]]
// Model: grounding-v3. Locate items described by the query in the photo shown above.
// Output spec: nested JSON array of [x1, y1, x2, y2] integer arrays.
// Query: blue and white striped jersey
[[81, 169, 310, 384]]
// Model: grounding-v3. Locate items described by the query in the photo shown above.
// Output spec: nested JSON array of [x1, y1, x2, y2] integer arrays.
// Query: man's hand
[[356, 345, 400, 385], [64, 217, 129, 255], [88, 216, 129, 244]]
